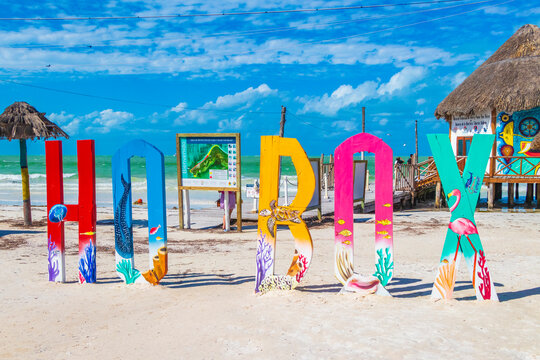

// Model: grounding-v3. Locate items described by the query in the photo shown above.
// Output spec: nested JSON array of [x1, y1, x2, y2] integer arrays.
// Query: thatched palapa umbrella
[[0, 102, 69, 225], [435, 24, 540, 120]]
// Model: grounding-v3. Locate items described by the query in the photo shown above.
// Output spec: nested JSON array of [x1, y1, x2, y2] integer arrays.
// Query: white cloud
[[451, 72, 467, 87], [49, 109, 134, 134], [0, 23, 471, 75], [414, 111, 424, 116], [174, 84, 277, 125], [379, 118, 389, 126], [483, 6, 509, 15], [377, 66, 426, 96], [331, 120, 357, 132], [171, 102, 187, 112], [86, 109, 133, 132], [515, 7, 540, 17], [298, 66, 426, 116], [207, 84, 276, 109], [297, 81, 378, 116], [416, 98, 426, 105], [218, 115, 245, 131]]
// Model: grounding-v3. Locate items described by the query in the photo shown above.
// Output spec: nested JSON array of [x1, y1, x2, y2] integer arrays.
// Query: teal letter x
[[427, 134, 498, 301]]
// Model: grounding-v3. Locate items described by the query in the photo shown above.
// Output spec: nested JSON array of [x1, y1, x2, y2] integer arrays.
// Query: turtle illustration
[[259, 200, 302, 237]]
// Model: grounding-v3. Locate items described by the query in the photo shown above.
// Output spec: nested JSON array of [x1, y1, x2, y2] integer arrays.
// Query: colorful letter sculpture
[[255, 136, 315, 293], [427, 134, 498, 301], [112, 140, 168, 285], [46, 140, 97, 283], [334, 133, 393, 295]]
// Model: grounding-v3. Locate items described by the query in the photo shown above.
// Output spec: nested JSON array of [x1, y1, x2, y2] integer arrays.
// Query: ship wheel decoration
[[518, 117, 540, 137]]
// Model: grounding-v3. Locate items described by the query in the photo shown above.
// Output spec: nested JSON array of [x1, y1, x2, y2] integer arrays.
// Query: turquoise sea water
[[0, 155, 427, 208]]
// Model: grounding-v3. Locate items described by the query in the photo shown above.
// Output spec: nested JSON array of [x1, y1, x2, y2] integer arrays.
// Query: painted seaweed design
[[373, 248, 393, 286], [47, 235, 59, 281], [294, 254, 308, 282], [255, 231, 273, 292], [434, 260, 456, 299], [114, 174, 133, 258], [477, 250, 491, 300], [116, 259, 141, 284], [78, 240, 96, 283]]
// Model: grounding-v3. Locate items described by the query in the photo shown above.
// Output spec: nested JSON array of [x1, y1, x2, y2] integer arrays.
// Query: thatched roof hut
[[0, 101, 68, 140], [435, 24, 540, 121], [0, 101, 68, 225]]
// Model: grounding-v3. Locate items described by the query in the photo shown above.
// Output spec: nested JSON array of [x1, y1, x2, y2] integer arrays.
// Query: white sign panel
[[307, 159, 320, 210], [353, 161, 367, 202]]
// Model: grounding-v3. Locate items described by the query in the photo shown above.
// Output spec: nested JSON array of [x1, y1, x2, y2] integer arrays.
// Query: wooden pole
[[19, 139, 32, 225], [361, 107, 365, 160], [515, 183, 519, 200], [495, 183, 502, 200], [415, 119, 418, 163], [435, 181, 441, 209], [508, 183, 514, 207], [488, 183, 495, 210], [536, 183, 540, 208], [526, 184, 533, 206], [279, 106, 286, 137], [176, 135, 184, 230], [329, 154, 334, 189]]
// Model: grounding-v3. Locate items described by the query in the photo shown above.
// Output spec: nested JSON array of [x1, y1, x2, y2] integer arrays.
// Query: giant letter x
[[428, 134, 498, 301]]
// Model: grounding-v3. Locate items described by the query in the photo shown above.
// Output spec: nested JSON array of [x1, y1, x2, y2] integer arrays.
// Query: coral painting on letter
[[255, 136, 315, 294], [112, 139, 168, 285], [334, 133, 393, 295], [45, 140, 96, 283], [427, 134, 498, 301]]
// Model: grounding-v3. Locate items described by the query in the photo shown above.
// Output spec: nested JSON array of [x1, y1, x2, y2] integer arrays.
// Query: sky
[[0, 0, 538, 157]]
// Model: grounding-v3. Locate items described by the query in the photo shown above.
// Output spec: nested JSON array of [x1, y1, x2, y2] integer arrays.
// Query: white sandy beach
[[0, 205, 539, 359]]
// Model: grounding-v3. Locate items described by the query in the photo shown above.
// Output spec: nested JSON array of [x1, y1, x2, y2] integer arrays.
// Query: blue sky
[[0, 0, 538, 156]]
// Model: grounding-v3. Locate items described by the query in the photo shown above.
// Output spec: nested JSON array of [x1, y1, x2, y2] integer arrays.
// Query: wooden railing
[[488, 156, 540, 182], [394, 155, 540, 192], [394, 164, 415, 192]]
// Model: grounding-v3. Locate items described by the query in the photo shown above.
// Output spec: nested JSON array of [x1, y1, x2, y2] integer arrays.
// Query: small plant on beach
[[373, 248, 393, 286], [116, 259, 141, 284]]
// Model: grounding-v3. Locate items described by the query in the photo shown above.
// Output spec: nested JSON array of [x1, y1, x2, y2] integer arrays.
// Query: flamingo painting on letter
[[447, 189, 478, 286]]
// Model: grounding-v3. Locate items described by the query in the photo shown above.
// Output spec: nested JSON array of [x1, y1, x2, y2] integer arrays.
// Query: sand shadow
[[96, 219, 114, 225], [391, 280, 505, 299], [475, 286, 540, 302], [0, 229, 44, 237], [97, 276, 123, 284], [296, 283, 342, 293], [354, 217, 371, 223], [160, 272, 254, 289], [96, 219, 148, 228], [239, 224, 258, 231]]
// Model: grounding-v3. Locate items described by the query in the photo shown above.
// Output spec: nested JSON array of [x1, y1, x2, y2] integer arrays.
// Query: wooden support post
[[19, 139, 32, 225], [495, 183, 502, 200], [237, 190, 242, 231], [184, 189, 190, 229], [526, 184, 533, 206], [515, 183, 519, 200], [279, 106, 286, 137], [488, 183, 495, 210], [508, 183, 514, 207], [435, 181, 441, 209], [329, 154, 334, 189], [536, 183, 540, 207]]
